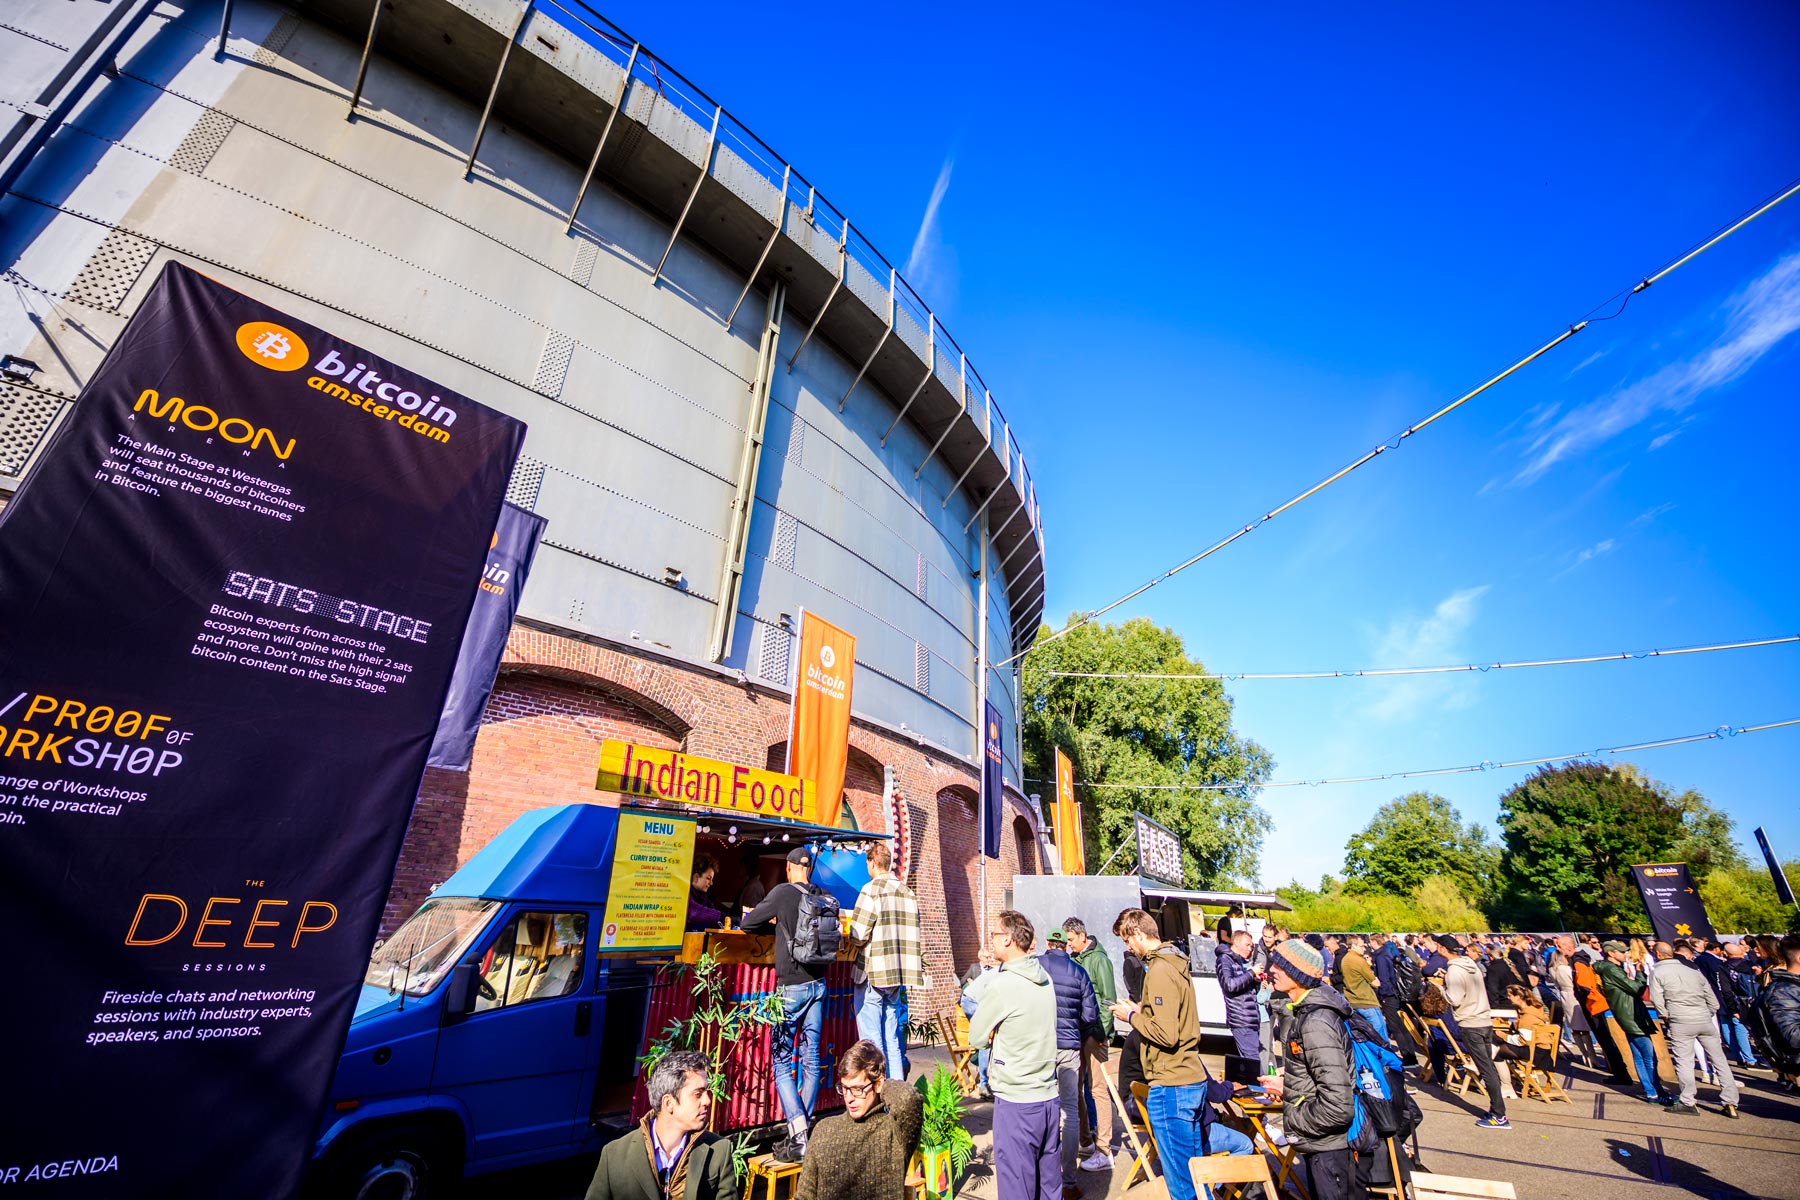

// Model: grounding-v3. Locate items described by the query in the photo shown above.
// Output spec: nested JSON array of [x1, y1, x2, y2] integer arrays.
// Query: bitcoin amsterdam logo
[[819, 644, 836, 669], [235, 321, 310, 372]]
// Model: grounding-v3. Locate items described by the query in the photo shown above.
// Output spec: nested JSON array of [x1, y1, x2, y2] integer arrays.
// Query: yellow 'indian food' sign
[[595, 740, 816, 824]]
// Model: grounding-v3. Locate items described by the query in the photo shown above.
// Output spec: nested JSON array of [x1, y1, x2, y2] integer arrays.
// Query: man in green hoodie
[[1598, 939, 1674, 1105], [969, 909, 1060, 1200], [1063, 917, 1118, 1171]]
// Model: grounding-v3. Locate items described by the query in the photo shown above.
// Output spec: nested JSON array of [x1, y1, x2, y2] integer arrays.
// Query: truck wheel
[[319, 1127, 460, 1200]]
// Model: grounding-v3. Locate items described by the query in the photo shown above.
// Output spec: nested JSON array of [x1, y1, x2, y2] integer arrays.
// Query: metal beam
[[838, 267, 895, 411], [726, 163, 789, 327], [463, 2, 533, 180], [987, 502, 1024, 547], [0, 0, 161, 200], [215, 0, 235, 60], [565, 41, 638, 232], [915, 366, 967, 478], [998, 520, 1038, 572], [962, 484, 1003, 533], [880, 313, 933, 446], [942, 414, 987, 505], [708, 280, 785, 662], [652, 104, 721, 283], [785, 223, 846, 371], [345, 0, 384, 119]]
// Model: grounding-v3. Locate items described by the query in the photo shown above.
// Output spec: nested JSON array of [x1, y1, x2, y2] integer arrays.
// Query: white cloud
[[1515, 248, 1800, 484], [1553, 537, 1617, 579], [1362, 585, 1490, 723], [1647, 430, 1681, 451], [904, 156, 956, 301]]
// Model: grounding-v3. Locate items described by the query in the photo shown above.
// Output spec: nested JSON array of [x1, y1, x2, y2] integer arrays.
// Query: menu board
[[600, 811, 698, 951], [1135, 811, 1185, 887]]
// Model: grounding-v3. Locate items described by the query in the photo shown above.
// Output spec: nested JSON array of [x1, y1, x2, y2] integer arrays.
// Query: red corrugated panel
[[631, 961, 860, 1132]]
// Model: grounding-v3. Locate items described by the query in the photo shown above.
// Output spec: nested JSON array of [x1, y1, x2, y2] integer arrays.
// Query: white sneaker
[[1078, 1150, 1113, 1173]]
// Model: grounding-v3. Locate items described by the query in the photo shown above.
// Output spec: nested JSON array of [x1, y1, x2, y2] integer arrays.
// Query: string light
[[998, 175, 1800, 669], [1038, 634, 1800, 683], [1026, 717, 1800, 793]]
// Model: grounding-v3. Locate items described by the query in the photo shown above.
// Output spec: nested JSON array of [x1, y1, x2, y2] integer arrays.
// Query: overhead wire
[[1037, 633, 1799, 683], [1023, 717, 1800, 793], [998, 174, 1800, 669]]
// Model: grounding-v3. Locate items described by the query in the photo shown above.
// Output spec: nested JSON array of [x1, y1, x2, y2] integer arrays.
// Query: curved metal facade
[[0, 0, 1044, 782]]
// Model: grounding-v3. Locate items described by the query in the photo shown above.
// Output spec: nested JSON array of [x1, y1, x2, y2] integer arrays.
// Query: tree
[[1699, 861, 1800, 934], [1342, 792, 1499, 902], [1614, 765, 1748, 880], [1021, 616, 1274, 887], [1495, 761, 1686, 930]]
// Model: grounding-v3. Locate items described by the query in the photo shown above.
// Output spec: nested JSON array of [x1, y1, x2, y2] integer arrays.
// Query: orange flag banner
[[789, 610, 855, 827], [1054, 747, 1085, 875]]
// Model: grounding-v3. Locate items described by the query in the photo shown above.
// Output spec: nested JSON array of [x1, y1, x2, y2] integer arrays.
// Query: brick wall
[[382, 624, 1045, 1023]]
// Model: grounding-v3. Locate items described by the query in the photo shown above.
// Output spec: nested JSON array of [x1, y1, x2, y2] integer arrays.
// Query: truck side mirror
[[444, 963, 478, 1018]]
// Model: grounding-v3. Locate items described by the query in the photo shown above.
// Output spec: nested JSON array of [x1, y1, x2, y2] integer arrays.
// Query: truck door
[[432, 908, 594, 1163]]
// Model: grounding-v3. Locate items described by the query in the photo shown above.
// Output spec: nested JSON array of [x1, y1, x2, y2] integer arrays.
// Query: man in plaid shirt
[[847, 841, 925, 1080]]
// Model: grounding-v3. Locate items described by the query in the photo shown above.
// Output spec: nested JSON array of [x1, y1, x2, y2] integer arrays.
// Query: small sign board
[[1135, 811, 1184, 888]]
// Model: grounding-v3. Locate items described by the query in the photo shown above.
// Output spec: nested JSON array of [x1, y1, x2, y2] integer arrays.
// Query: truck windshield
[[365, 897, 500, 997]]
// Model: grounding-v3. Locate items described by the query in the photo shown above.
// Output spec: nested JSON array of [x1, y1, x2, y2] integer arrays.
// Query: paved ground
[[484, 1039, 1800, 1199]]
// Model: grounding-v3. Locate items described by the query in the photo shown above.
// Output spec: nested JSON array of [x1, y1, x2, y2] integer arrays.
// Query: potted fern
[[914, 1066, 974, 1199]]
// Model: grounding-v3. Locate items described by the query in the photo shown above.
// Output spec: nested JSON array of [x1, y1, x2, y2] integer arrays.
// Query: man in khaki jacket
[[1107, 910, 1255, 1200]]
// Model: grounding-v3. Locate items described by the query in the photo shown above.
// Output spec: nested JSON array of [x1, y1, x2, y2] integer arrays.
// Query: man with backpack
[[744, 846, 839, 1161], [1260, 938, 1368, 1200], [1376, 933, 1420, 1067]]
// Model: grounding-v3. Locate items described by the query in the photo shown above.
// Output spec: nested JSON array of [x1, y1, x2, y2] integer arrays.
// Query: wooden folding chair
[[1124, 1080, 1161, 1189], [1409, 1172, 1517, 1200], [1190, 1151, 1275, 1200], [936, 1010, 980, 1096], [1425, 1017, 1486, 1099], [1517, 1023, 1571, 1105]]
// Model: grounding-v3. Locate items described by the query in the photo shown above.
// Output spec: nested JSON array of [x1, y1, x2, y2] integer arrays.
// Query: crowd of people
[[584, 843, 1800, 1200]]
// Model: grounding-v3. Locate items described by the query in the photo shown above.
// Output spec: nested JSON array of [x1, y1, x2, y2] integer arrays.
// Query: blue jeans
[[856, 981, 907, 1080], [1626, 1034, 1666, 1100], [1722, 1016, 1760, 1065], [1355, 1006, 1389, 1043], [774, 979, 826, 1130], [1146, 1082, 1249, 1200]]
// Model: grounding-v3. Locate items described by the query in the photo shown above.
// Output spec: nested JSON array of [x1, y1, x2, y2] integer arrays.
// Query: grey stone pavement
[[485, 1039, 1800, 1199]]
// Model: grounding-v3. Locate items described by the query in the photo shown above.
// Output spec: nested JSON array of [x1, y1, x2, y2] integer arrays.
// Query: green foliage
[[730, 1131, 756, 1184], [1275, 874, 1483, 932], [914, 1066, 975, 1176], [1021, 616, 1274, 886], [1496, 762, 1718, 930], [1343, 792, 1498, 902], [1699, 860, 1800, 933]]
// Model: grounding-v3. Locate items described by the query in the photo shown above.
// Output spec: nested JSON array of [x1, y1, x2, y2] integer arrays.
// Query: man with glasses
[[969, 910, 1060, 1200], [794, 1039, 924, 1200]]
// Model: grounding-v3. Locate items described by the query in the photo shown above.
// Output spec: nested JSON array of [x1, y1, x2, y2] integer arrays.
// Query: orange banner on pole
[[789, 610, 855, 828], [1054, 747, 1085, 875]]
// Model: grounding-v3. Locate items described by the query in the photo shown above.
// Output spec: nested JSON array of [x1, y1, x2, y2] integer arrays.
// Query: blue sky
[[606, 1, 1800, 890]]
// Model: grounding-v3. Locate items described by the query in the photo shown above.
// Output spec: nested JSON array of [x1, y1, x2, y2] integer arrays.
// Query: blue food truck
[[307, 800, 873, 1199]]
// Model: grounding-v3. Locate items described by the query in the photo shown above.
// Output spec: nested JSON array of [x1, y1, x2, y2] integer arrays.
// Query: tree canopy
[[1020, 616, 1273, 886], [1342, 791, 1499, 902]]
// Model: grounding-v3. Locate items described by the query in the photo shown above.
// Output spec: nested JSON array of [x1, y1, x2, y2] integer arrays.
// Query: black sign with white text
[[1631, 862, 1716, 944], [0, 263, 523, 1196]]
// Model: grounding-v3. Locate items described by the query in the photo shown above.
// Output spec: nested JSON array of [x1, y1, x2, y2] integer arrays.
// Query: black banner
[[0, 263, 523, 1196], [981, 699, 1003, 858], [427, 501, 545, 770], [1754, 826, 1796, 907], [1631, 862, 1717, 943]]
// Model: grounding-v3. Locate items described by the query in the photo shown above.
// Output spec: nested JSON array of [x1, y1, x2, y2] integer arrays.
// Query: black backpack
[[1394, 950, 1421, 1003], [790, 885, 842, 966]]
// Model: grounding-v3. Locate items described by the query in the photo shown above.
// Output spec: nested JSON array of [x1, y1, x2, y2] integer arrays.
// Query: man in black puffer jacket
[[1217, 929, 1262, 1063], [1261, 938, 1368, 1200], [1041, 929, 1099, 1200]]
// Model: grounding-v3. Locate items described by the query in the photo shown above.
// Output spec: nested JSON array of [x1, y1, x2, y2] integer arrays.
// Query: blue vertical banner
[[981, 699, 1004, 858], [0, 263, 523, 1198], [1754, 827, 1796, 907], [427, 501, 546, 770]]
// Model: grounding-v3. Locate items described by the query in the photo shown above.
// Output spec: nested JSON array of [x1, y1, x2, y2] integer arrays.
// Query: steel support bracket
[[652, 104, 722, 284]]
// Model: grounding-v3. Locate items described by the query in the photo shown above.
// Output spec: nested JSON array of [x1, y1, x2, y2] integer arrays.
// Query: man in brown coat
[[586, 1050, 738, 1200]]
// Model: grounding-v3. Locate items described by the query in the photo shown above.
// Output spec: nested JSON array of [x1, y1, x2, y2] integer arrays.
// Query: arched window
[[1014, 815, 1037, 874]]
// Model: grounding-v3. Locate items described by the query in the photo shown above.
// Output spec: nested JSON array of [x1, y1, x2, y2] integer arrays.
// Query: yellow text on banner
[[596, 740, 815, 823], [599, 811, 697, 952], [791, 612, 855, 828]]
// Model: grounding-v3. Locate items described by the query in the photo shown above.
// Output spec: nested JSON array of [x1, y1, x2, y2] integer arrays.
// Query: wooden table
[[1227, 1095, 1309, 1200]]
